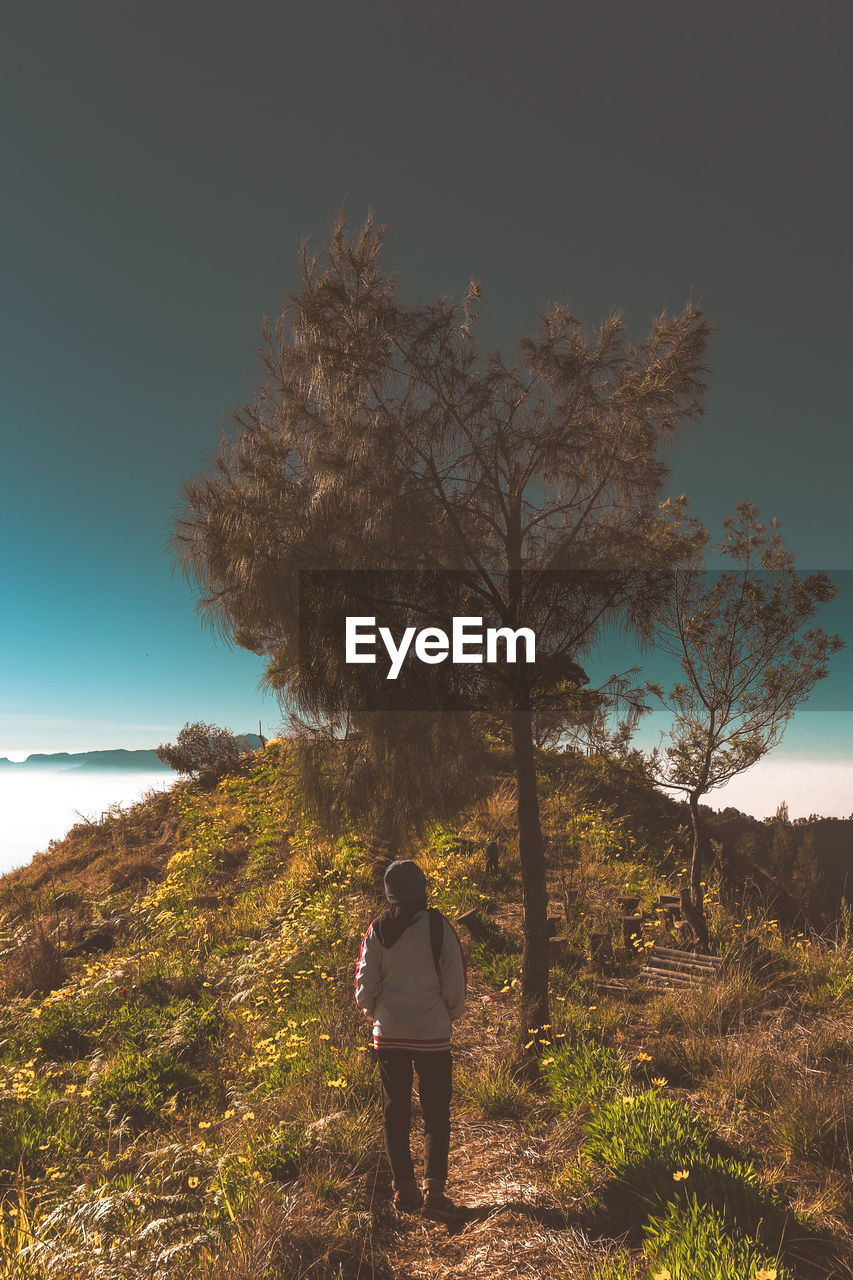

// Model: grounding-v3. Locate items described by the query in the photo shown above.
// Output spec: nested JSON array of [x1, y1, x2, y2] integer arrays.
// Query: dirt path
[[363, 964, 600, 1279]]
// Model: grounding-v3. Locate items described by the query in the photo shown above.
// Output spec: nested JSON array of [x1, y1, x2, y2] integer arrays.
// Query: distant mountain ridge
[[0, 735, 264, 772]]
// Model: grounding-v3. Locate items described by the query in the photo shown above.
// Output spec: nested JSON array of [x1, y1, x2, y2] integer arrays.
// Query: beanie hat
[[383, 859, 427, 905]]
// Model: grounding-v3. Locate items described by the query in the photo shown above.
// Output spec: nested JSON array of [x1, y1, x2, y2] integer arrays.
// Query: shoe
[[422, 1190, 458, 1221], [393, 1185, 424, 1213]]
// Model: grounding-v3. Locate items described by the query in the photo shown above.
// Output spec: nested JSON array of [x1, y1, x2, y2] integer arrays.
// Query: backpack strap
[[428, 907, 443, 977]]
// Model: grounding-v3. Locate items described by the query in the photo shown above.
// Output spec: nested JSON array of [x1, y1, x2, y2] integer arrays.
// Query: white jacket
[[355, 910, 466, 1051]]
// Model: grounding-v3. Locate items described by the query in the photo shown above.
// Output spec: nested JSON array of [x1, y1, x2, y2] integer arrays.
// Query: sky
[[1, 2, 850, 817]]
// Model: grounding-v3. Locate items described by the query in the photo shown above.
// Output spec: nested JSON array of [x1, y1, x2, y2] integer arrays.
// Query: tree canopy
[[174, 213, 711, 1047]]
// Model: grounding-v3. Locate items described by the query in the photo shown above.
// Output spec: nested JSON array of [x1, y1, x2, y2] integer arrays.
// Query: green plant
[[542, 1041, 629, 1111], [456, 1061, 531, 1119], [26, 1001, 99, 1061], [583, 1090, 712, 1181], [259, 1124, 309, 1183], [584, 1247, 639, 1279], [643, 1198, 791, 1280], [92, 1050, 166, 1126], [92, 1046, 204, 1127], [772, 1078, 852, 1165], [582, 1091, 786, 1247], [470, 928, 523, 989]]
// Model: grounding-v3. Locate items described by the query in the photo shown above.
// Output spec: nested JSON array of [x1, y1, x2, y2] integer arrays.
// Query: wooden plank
[[651, 946, 722, 967], [648, 954, 718, 972], [642, 968, 703, 985]]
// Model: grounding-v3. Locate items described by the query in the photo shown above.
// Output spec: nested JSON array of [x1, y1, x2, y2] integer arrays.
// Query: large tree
[[649, 503, 843, 951], [174, 214, 709, 1047]]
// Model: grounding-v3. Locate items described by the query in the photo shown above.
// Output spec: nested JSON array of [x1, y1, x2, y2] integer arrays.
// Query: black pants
[[376, 1049, 452, 1191]]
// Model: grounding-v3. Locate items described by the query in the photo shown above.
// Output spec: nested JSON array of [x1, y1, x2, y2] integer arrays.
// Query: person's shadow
[[441, 1200, 570, 1236]]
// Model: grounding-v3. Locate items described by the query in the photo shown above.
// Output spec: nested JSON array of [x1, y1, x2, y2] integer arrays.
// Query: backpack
[[427, 907, 444, 977]]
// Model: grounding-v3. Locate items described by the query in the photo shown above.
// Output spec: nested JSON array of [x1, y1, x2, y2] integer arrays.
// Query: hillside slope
[[0, 743, 851, 1279]]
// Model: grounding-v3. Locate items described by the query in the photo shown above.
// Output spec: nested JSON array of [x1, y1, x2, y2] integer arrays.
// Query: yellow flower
[[653, 1270, 671, 1280], [755, 1270, 777, 1280], [636, 1051, 652, 1063], [672, 1169, 690, 1181], [198, 1120, 211, 1130], [188, 1176, 199, 1188], [651, 1077, 667, 1088]]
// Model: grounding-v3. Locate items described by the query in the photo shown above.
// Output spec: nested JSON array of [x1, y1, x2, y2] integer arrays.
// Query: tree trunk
[[686, 793, 710, 953], [511, 706, 549, 1059]]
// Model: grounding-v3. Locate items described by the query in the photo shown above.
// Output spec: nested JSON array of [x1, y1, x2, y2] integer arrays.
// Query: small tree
[[156, 721, 244, 784], [650, 504, 843, 950]]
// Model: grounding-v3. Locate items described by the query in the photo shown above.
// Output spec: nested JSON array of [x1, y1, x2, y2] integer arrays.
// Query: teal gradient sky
[[1, 3, 850, 813]]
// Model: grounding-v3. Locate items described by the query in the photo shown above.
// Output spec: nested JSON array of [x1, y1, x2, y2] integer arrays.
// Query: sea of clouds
[[0, 770, 172, 875]]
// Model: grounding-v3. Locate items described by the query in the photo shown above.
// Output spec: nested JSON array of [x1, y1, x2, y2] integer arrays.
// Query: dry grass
[[2, 753, 853, 1278]]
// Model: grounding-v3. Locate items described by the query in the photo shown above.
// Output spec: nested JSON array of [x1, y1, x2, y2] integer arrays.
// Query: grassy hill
[[1, 742, 851, 1278]]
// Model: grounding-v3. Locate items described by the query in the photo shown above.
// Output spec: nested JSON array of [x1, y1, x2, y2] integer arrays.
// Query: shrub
[[152, 998, 222, 1061], [469, 936, 522, 989], [156, 722, 246, 784], [92, 1050, 166, 1126], [771, 1077, 853, 1165]]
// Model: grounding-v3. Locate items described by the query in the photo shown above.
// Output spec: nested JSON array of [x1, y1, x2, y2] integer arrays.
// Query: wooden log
[[547, 916, 561, 937], [590, 931, 613, 971], [484, 841, 499, 876], [621, 915, 644, 951], [620, 896, 641, 915], [548, 937, 568, 966], [640, 945, 724, 989]]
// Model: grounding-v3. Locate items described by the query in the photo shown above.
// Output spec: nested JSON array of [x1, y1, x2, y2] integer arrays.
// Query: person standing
[[355, 858, 466, 1220]]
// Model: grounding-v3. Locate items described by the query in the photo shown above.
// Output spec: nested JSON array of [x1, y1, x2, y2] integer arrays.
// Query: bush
[[156, 722, 246, 784], [259, 1124, 309, 1183]]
